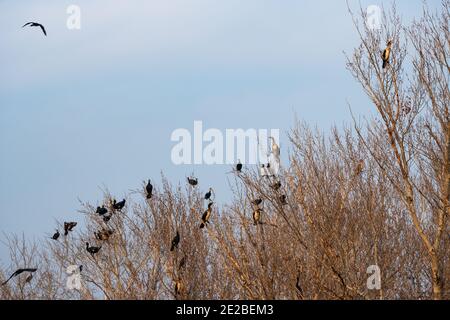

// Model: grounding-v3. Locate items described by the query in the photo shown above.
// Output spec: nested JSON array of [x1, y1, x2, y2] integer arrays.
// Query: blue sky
[[0, 0, 441, 262]]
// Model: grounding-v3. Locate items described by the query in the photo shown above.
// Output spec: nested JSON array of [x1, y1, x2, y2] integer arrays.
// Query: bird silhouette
[[204, 188, 213, 201], [170, 231, 180, 251], [2, 268, 37, 286], [22, 22, 46, 36], [96, 206, 108, 216], [64, 222, 77, 236], [51, 229, 60, 240], [200, 202, 213, 229], [236, 160, 243, 173], [112, 199, 126, 211], [252, 199, 263, 206], [146, 179, 153, 199], [86, 242, 101, 256], [382, 40, 392, 69], [187, 177, 198, 186]]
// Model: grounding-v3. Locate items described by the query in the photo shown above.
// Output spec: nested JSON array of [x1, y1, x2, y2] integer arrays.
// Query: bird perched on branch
[[253, 208, 263, 225], [170, 231, 180, 251], [103, 214, 111, 223], [175, 279, 183, 296], [64, 222, 77, 236], [51, 229, 60, 240], [271, 181, 282, 191], [200, 202, 213, 229], [86, 242, 102, 256], [2, 268, 37, 286], [381, 40, 392, 69], [187, 177, 198, 187], [204, 188, 214, 201], [252, 198, 263, 207], [112, 199, 126, 211], [279, 194, 287, 205], [96, 206, 108, 216], [146, 179, 153, 199], [95, 229, 114, 241], [236, 160, 243, 173], [22, 22, 46, 36]]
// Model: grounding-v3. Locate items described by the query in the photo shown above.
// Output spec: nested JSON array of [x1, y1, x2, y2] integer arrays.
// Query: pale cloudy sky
[[0, 0, 441, 261]]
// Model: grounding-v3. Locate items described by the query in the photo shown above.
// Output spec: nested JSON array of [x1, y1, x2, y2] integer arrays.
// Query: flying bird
[[170, 231, 180, 252], [200, 202, 213, 229], [146, 179, 153, 199], [96, 206, 108, 216], [112, 199, 126, 211], [381, 40, 392, 69], [187, 177, 198, 187], [64, 222, 77, 236], [22, 22, 47, 36], [51, 229, 60, 240], [2, 268, 37, 286], [86, 242, 102, 256]]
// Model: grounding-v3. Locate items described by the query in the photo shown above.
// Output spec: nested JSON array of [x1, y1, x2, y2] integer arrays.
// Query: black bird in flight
[[51, 229, 60, 240], [86, 242, 102, 256], [112, 199, 126, 211], [22, 22, 47, 36], [200, 202, 213, 229], [64, 222, 77, 236], [187, 177, 198, 187], [96, 206, 108, 216], [2, 268, 37, 286], [170, 231, 180, 252], [382, 40, 392, 69], [146, 179, 153, 199]]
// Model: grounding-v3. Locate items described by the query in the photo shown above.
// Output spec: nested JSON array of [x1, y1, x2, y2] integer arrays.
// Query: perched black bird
[[382, 40, 392, 69], [112, 199, 126, 211], [204, 188, 213, 201], [86, 242, 102, 256], [103, 215, 111, 223], [95, 229, 114, 241], [178, 256, 186, 270], [146, 179, 153, 199], [64, 222, 77, 236], [236, 160, 243, 173], [170, 231, 180, 252], [2, 268, 37, 286], [279, 195, 287, 205], [22, 22, 47, 36], [200, 202, 213, 229], [51, 229, 60, 240], [187, 177, 198, 186], [296, 275, 304, 296], [253, 208, 262, 225], [271, 181, 282, 191], [96, 206, 108, 216], [252, 198, 263, 206]]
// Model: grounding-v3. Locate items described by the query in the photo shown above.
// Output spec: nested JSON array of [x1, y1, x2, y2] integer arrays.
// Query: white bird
[[270, 137, 280, 158]]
